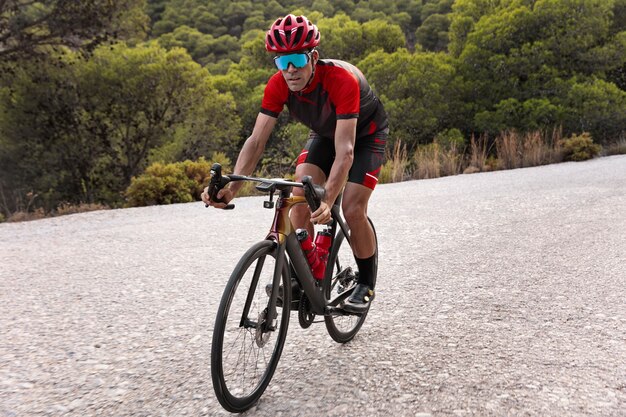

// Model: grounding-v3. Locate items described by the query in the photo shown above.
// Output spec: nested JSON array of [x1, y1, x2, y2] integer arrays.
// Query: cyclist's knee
[[291, 202, 309, 218], [295, 163, 326, 186], [342, 202, 367, 226]]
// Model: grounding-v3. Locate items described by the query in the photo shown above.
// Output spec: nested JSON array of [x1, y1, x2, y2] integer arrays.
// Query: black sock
[[355, 254, 376, 289]]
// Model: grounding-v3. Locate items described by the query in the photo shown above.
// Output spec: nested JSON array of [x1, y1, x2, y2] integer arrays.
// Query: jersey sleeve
[[328, 69, 360, 120], [260, 72, 288, 118]]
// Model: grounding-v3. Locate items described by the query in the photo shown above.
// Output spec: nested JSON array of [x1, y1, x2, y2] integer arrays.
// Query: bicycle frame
[[206, 162, 358, 330], [242, 186, 352, 330]]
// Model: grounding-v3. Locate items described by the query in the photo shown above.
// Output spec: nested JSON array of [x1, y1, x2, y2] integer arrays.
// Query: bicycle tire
[[211, 240, 291, 412], [324, 218, 377, 343]]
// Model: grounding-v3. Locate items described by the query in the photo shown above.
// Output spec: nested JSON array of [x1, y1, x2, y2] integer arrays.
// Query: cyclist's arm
[[310, 118, 355, 223], [203, 112, 276, 207], [227, 112, 277, 196]]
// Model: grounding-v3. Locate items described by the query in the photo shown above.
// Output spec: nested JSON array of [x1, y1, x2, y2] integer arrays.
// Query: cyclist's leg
[[342, 183, 376, 291], [343, 129, 386, 293], [292, 132, 332, 236], [342, 183, 376, 258]]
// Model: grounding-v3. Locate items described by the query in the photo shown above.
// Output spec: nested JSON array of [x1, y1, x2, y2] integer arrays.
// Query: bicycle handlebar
[[302, 176, 324, 212], [207, 163, 235, 210], [206, 163, 325, 212]]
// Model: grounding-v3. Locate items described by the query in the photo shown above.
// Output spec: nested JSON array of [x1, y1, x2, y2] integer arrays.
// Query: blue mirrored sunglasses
[[273, 52, 312, 70]]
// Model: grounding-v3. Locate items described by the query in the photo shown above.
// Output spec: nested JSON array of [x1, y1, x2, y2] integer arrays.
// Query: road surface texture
[[1, 155, 625, 417]]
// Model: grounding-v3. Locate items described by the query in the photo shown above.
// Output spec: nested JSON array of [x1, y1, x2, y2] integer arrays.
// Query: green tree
[[362, 19, 406, 54], [359, 48, 462, 148], [152, 0, 224, 36], [415, 13, 451, 51], [316, 13, 366, 61], [453, 0, 623, 138], [157, 25, 241, 65], [421, 0, 454, 21], [560, 78, 626, 144], [0, 0, 148, 60], [0, 43, 240, 211], [474, 98, 563, 133]]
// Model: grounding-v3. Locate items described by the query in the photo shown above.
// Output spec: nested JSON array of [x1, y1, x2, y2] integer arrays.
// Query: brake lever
[[302, 176, 325, 212], [206, 163, 235, 210]]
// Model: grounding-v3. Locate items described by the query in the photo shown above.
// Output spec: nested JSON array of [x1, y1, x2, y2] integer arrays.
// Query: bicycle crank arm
[[324, 306, 363, 317]]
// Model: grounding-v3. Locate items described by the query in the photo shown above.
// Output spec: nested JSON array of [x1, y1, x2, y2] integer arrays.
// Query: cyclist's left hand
[[310, 201, 331, 225]]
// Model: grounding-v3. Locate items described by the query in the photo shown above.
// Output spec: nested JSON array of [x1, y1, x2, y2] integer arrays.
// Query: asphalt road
[[1, 155, 625, 416]]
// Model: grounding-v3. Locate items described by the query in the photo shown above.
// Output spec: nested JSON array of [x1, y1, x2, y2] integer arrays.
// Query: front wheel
[[211, 240, 290, 412], [324, 218, 377, 343]]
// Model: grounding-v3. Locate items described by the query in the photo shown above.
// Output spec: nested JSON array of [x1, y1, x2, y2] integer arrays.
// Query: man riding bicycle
[[202, 14, 389, 312]]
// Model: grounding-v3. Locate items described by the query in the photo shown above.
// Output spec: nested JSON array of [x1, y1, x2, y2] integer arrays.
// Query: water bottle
[[296, 229, 325, 280], [314, 229, 332, 275]]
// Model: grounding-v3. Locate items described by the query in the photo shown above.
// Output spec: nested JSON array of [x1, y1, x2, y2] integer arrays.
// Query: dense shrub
[[434, 128, 465, 151], [125, 158, 216, 206], [125, 163, 195, 206], [560, 132, 602, 162]]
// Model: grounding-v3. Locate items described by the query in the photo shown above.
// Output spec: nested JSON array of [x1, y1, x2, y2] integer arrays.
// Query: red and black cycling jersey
[[260, 59, 388, 139]]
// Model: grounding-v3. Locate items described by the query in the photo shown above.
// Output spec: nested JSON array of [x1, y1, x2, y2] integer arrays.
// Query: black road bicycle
[[207, 163, 378, 413]]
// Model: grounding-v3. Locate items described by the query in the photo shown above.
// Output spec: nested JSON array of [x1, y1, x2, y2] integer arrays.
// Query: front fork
[[264, 241, 288, 331]]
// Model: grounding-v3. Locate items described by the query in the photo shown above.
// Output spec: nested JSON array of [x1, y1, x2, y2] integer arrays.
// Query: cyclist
[[202, 14, 389, 312]]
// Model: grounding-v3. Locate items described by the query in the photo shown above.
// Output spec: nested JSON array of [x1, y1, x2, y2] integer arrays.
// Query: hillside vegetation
[[1, 0, 624, 218]]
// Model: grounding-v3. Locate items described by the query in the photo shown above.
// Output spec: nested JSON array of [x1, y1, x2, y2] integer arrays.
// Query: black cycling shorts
[[296, 128, 388, 190]]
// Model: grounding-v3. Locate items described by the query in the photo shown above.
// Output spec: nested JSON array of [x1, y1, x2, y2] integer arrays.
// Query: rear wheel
[[211, 240, 290, 412], [324, 218, 377, 343]]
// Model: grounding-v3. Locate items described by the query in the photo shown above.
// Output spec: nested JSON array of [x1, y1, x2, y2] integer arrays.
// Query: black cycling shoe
[[265, 278, 301, 310], [342, 284, 375, 313]]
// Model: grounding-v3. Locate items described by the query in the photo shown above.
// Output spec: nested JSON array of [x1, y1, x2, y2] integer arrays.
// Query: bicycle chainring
[[298, 294, 315, 329]]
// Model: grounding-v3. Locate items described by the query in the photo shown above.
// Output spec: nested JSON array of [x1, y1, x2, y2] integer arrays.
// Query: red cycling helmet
[[265, 14, 320, 53]]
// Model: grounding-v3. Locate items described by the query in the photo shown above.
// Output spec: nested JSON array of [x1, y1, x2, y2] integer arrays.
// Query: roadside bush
[[181, 157, 215, 200], [124, 155, 232, 207], [434, 128, 465, 151], [125, 162, 198, 206], [560, 132, 602, 162]]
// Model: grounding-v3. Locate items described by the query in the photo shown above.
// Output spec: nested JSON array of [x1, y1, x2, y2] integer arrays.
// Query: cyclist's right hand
[[202, 186, 234, 209]]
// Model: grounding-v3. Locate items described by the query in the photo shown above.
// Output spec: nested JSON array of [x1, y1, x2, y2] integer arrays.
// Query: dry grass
[[464, 134, 492, 173], [496, 130, 559, 169], [5, 203, 109, 223], [605, 138, 626, 156], [496, 131, 522, 169], [55, 202, 109, 216], [413, 144, 440, 179], [380, 140, 408, 183], [412, 141, 465, 180], [6, 208, 47, 223], [381, 129, 583, 181]]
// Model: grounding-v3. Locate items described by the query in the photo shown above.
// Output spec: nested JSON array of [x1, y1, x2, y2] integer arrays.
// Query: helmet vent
[[293, 27, 303, 45], [273, 29, 285, 48]]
